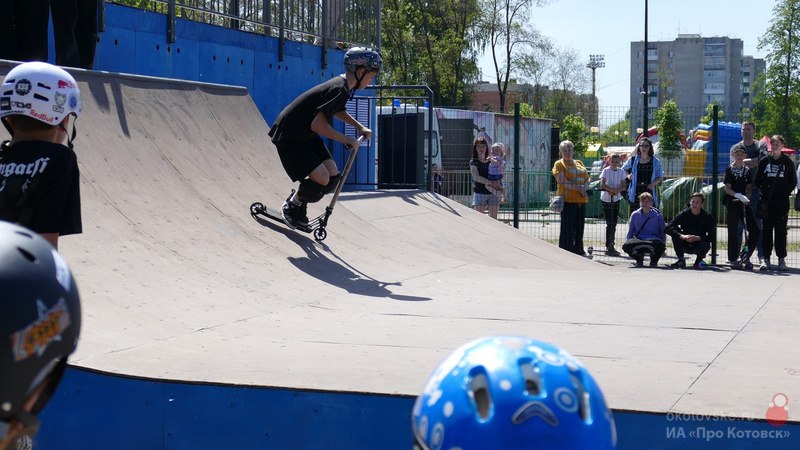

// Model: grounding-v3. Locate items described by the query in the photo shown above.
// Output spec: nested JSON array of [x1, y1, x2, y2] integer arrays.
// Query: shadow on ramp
[[290, 237, 431, 302], [251, 210, 431, 301]]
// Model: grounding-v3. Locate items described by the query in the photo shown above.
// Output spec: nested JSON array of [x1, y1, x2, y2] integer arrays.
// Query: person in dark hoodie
[[754, 135, 797, 271]]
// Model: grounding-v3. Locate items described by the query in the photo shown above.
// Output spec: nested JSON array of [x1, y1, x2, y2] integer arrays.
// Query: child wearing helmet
[[0, 221, 82, 450], [269, 47, 382, 228], [412, 336, 617, 450], [0, 61, 83, 249]]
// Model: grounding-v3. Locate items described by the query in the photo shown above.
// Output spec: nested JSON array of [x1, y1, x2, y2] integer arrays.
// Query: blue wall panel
[[94, 3, 347, 125], [36, 368, 800, 448], [36, 367, 416, 449]]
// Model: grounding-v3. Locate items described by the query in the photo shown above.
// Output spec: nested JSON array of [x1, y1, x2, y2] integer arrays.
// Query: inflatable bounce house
[[688, 122, 741, 176]]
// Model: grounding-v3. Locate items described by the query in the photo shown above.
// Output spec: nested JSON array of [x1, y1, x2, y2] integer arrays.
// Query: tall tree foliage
[[755, 0, 800, 147], [653, 100, 684, 161], [381, 0, 482, 107], [478, 0, 551, 113]]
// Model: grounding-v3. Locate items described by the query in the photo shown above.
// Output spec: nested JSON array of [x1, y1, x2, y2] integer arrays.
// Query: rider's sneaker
[[297, 202, 309, 227], [281, 193, 302, 229], [606, 247, 621, 257], [759, 258, 771, 271], [778, 258, 789, 271]]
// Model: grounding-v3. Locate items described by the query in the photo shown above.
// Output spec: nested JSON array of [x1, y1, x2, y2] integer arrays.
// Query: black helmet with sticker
[[0, 221, 81, 439], [343, 47, 383, 73]]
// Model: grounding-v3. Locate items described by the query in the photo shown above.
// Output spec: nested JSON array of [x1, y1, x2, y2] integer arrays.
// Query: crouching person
[[622, 192, 666, 267]]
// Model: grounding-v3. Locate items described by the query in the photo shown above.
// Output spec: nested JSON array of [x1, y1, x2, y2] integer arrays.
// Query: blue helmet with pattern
[[343, 47, 383, 73], [412, 336, 616, 450]]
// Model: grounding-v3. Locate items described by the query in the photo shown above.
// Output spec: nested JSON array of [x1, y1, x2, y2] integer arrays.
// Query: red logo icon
[[766, 393, 788, 427]]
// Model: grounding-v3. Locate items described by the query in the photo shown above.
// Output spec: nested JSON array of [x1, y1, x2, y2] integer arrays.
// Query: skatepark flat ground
[[3, 63, 797, 434]]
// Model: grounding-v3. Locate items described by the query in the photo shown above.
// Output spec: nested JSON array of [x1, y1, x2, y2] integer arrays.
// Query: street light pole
[[587, 54, 605, 127], [642, 0, 649, 133]]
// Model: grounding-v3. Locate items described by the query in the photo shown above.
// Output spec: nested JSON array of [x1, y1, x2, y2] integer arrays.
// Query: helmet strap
[[1, 117, 13, 137], [350, 67, 367, 100], [60, 117, 77, 150]]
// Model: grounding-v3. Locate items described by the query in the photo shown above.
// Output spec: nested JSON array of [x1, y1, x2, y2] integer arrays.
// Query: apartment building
[[630, 34, 765, 132]]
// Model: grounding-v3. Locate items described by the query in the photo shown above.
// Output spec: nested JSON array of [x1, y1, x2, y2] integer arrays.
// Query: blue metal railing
[[107, 0, 380, 65]]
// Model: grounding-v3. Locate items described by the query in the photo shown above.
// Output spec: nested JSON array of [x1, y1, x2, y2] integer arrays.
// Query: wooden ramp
[[3, 64, 798, 438]]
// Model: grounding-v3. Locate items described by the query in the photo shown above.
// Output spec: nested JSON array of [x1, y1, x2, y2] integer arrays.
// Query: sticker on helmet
[[10, 298, 72, 361], [58, 79, 77, 89], [15, 79, 32, 96], [29, 109, 55, 123], [512, 401, 559, 426], [0, 97, 10, 111], [69, 94, 78, 111], [53, 92, 66, 113], [52, 249, 72, 293]]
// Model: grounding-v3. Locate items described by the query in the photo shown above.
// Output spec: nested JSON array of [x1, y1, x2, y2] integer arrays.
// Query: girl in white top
[[599, 153, 627, 255]]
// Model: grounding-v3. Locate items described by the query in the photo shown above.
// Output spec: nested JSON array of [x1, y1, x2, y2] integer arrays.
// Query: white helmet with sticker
[[0, 61, 82, 126]]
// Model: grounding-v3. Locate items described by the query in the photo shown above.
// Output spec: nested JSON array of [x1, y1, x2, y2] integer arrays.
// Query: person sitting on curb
[[622, 192, 666, 267], [665, 192, 716, 268]]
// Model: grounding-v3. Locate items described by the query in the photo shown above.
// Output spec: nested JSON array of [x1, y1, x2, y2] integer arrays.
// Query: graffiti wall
[[436, 108, 553, 204]]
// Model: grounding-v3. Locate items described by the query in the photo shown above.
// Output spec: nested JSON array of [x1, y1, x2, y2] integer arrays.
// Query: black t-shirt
[[731, 140, 768, 182], [268, 75, 350, 145], [636, 160, 653, 191], [665, 208, 715, 242], [0, 140, 82, 235], [723, 165, 751, 203], [470, 158, 491, 195]]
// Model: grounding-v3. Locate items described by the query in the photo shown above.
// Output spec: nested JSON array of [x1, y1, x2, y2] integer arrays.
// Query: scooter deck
[[250, 202, 314, 234]]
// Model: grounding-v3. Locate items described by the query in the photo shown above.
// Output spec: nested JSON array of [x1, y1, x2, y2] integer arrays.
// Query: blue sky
[[479, 0, 777, 108]]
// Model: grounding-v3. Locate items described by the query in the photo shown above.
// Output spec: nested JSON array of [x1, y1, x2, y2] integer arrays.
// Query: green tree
[[477, 0, 551, 113], [653, 100, 684, 160], [699, 100, 725, 125], [382, 0, 482, 107], [559, 114, 588, 156], [755, 0, 800, 146]]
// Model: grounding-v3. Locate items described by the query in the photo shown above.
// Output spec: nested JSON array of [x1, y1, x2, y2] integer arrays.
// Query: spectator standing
[[431, 163, 447, 196], [0, 1, 49, 63], [600, 153, 626, 256], [723, 146, 759, 268], [732, 121, 768, 263], [754, 135, 797, 271], [622, 137, 664, 210], [665, 193, 716, 268], [469, 137, 499, 219], [552, 140, 589, 256], [50, 0, 99, 69]]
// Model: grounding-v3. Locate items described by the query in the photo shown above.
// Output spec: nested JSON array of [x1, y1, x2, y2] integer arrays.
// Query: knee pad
[[322, 174, 342, 194], [297, 174, 342, 202], [297, 179, 326, 203]]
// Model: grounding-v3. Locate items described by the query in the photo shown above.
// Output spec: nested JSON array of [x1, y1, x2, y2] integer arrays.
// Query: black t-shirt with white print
[[268, 75, 350, 146], [0, 140, 82, 235]]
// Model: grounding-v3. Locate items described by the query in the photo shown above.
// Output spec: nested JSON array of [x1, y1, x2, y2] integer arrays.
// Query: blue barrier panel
[[37, 367, 416, 449]]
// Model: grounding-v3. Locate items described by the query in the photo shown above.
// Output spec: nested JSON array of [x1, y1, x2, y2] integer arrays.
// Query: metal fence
[[107, 0, 380, 62], [440, 169, 800, 268]]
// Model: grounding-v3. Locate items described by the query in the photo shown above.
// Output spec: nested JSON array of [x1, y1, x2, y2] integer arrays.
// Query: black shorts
[[275, 135, 332, 181]]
